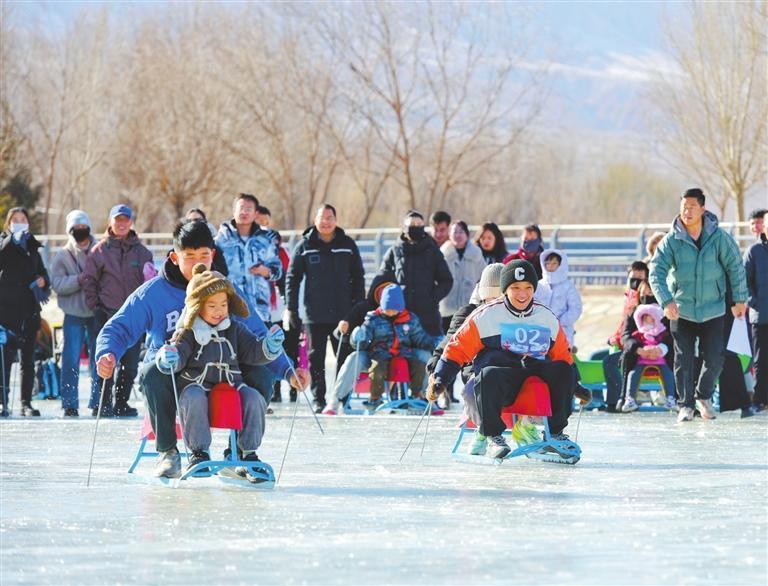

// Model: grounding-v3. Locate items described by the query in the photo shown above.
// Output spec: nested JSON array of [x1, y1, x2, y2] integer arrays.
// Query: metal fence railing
[[35, 222, 753, 287]]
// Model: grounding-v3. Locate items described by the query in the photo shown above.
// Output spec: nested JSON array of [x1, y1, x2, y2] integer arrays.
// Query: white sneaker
[[486, 435, 511, 459], [664, 395, 678, 411], [696, 399, 717, 420], [677, 406, 695, 423], [621, 396, 639, 412], [468, 433, 487, 455]]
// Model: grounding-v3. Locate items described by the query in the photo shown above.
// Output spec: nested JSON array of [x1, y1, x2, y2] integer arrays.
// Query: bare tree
[[650, 1, 768, 222], [319, 1, 544, 216]]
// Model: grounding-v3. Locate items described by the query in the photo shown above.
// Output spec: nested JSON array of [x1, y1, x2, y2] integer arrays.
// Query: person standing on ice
[[744, 216, 768, 411], [50, 210, 97, 417], [154, 264, 285, 482], [95, 220, 310, 479], [649, 188, 747, 423], [285, 203, 365, 413], [427, 260, 575, 460], [82, 204, 153, 418], [215, 193, 282, 324]]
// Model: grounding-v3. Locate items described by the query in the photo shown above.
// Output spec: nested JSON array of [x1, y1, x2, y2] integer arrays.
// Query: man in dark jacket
[[285, 204, 365, 412], [503, 223, 545, 280], [82, 204, 153, 417], [377, 211, 453, 337], [745, 219, 768, 410]]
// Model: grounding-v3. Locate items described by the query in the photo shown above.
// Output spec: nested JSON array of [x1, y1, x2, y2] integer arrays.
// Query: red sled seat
[[459, 376, 552, 430]]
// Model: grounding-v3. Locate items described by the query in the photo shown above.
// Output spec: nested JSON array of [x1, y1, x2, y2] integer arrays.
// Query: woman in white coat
[[439, 221, 486, 334]]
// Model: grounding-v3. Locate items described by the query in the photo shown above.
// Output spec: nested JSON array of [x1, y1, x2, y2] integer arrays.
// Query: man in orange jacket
[[428, 260, 575, 459]]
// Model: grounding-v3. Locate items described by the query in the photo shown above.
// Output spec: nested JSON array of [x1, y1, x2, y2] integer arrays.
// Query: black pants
[[473, 360, 574, 438], [718, 312, 751, 411], [753, 324, 768, 406], [670, 316, 724, 409], [1, 315, 40, 407], [306, 323, 351, 406], [93, 309, 140, 408]]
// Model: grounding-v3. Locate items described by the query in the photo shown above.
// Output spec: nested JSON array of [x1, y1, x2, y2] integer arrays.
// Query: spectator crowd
[[1, 192, 765, 447]]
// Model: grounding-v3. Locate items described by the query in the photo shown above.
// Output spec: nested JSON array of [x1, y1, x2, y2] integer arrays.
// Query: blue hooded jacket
[[95, 256, 292, 380]]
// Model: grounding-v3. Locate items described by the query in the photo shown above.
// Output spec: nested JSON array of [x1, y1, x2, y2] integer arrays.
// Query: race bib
[[499, 323, 551, 359]]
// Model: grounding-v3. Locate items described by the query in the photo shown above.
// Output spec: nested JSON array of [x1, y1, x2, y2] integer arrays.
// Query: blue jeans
[[60, 314, 97, 410]]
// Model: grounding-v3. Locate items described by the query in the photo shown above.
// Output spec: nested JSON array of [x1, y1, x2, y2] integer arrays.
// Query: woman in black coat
[[0, 207, 50, 416]]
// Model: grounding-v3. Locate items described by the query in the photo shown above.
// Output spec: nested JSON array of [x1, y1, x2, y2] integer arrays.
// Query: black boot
[[289, 389, 297, 403], [114, 402, 139, 417], [64, 408, 79, 417], [20, 402, 40, 417]]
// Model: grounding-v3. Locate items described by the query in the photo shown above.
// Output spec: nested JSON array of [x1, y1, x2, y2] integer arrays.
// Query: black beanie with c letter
[[500, 260, 538, 293]]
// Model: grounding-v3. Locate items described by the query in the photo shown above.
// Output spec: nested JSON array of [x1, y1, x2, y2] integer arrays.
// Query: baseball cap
[[109, 204, 133, 220]]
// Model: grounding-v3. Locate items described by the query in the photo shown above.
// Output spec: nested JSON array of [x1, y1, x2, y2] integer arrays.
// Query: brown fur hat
[[181, 263, 249, 331]]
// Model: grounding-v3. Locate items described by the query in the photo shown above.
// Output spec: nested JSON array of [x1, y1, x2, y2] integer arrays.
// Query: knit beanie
[[181, 263, 249, 330], [500, 260, 538, 293], [379, 284, 405, 312], [373, 281, 396, 304], [65, 210, 92, 233], [478, 263, 504, 299]]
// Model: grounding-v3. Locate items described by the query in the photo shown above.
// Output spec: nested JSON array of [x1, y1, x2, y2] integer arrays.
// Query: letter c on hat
[[514, 267, 525, 280]]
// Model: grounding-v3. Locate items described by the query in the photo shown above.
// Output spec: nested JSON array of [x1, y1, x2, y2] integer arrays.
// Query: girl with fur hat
[[155, 263, 286, 482]]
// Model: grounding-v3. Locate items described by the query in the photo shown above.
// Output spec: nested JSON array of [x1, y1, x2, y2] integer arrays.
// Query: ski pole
[[86, 377, 109, 487], [9, 349, 21, 416], [399, 400, 432, 462], [168, 367, 191, 467], [420, 400, 433, 457], [0, 344, 6, 413], [276, 380, 302, 486], [278, 344, 323, 434], [574, 402, 584, 443]]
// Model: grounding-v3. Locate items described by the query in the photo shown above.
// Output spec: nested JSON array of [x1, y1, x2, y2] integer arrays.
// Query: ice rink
[[1, 393, 766, 586]]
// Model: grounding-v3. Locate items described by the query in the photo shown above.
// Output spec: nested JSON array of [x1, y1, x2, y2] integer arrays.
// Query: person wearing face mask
[[50, 210, 97, 416], [376, 211, 453, 338], [502, 223, 545, 279], [0, 207, 50, 417]]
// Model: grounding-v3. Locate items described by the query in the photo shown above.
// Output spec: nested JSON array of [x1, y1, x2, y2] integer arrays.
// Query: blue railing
[[36, 222, 752, 287]]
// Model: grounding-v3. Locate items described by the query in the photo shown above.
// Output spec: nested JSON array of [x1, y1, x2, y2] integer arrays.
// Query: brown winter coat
[[81, 229, 153, 312]]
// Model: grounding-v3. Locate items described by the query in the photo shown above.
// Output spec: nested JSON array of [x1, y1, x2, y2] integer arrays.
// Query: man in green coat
[[649, 188, 747, 423]]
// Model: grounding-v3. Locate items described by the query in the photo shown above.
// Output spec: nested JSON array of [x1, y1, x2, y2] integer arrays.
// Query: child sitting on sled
[[349, 284, 441, 409], [620, 303, 676, 412], [155, 263, 285, 482]]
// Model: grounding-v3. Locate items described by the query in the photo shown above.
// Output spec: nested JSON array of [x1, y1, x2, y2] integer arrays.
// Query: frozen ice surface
[[1, 397, 766, 586]]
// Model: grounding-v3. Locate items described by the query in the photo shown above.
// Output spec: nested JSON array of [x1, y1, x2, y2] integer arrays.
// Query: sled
[[128, 382, 275, 489], [451, 376, 581, 465], [342, 357, 443, 416]]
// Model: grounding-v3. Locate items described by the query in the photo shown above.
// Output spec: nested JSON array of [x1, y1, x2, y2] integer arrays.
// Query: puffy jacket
[[535, 249, 582, 346], [286, 227, 365, 325], [377, 234, 453, 336], [171, 318, 272, 389], [215, 221, 282, 322], [427, 302, 478, 375], [50, 235, 95, 318], [81, 229, 152, 312], [355, 309, 441, 361], [744, 234, 768, 325], [434, 297, 573, 388], [0, 231, 50, 331], [439, 241, 486, 317], [649, 212, 747, 323], [95, 256, 292, 381]]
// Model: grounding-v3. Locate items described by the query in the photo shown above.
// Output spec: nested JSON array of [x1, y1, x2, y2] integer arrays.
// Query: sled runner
[[128, 382, 275, 489], [451, 376, 581, 465]]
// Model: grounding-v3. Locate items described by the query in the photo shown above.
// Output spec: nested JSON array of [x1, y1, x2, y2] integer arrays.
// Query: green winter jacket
[[649, 211, 747, 323]]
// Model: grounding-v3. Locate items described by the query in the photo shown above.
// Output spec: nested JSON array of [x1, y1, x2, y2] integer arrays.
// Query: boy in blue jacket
[[350, 284, 440, 408], [95, 220, 310, 478]]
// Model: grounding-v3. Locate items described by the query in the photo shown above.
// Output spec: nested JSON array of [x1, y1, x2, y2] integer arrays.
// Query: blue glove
[[0, 326, 6, 345], [155, 344, 179, 372], [263, 324, 285, 359], [350, 326, 367, 346]]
